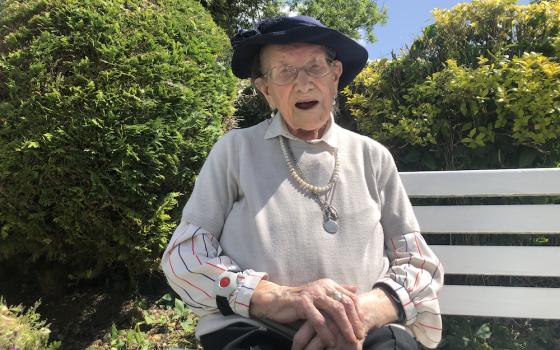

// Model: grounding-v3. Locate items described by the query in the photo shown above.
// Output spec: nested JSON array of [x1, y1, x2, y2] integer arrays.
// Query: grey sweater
[[163, 114, 443, 347]]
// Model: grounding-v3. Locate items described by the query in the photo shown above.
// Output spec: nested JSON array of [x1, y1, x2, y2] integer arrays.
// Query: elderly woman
[[162, 16, 443, 350]]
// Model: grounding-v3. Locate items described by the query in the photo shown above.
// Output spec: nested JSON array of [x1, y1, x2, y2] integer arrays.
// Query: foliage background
[[0, 0, 237, 288], [344, 0, 560, 171], [1, 0, 559, 348], [200, 0, 386, 42]]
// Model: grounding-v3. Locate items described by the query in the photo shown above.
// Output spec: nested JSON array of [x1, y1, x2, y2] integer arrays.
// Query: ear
[[332, 60, 343, 82], [254, 77, 268, 96], [254, 77, 276, 109]]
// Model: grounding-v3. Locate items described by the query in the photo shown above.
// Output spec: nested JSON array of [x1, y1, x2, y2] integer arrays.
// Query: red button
[[219, 277, 231, 288]]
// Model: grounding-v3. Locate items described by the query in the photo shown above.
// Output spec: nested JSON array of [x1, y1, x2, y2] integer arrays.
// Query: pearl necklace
[[279, 136, 340, 234], [279, 136, 340, 194]]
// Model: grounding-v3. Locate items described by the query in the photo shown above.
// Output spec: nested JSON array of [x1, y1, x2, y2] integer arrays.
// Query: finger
[[321, 289, 363, 341], [302, 300, 336, 348], [292, 321, 316, 350], [334, 288, 365, 339], [316, 294, 357, 343], [336, 286, 361, 314], [341, 284, 358, 293], [303, 334, 327, 350], [339, 338, 364, 350]]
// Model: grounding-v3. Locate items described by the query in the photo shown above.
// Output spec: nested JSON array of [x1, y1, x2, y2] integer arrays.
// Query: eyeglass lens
[[268, 58, 332, 85]]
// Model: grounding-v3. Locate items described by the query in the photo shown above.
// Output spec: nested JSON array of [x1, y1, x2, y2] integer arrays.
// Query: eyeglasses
[[263, 57, 335, 85]]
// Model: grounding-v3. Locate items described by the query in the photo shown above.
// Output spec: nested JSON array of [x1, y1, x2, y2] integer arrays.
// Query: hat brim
[[231, 26, 368, 90]]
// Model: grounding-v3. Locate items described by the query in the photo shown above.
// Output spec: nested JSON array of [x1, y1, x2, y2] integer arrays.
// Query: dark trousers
[[200, 322, 419, 350]]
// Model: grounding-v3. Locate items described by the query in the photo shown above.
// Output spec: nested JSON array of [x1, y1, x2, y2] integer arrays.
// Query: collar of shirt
[[263, 111, 339, 149]]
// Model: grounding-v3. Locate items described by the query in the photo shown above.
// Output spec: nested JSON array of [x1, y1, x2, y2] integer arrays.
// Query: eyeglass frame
[[260, 56, 337, 85]]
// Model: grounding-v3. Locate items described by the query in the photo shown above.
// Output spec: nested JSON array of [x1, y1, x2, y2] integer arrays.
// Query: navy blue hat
[[231, 16, 368, 90]]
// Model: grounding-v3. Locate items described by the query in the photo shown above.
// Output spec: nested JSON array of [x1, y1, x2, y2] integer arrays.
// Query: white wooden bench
[[400, 168, 560, 319]]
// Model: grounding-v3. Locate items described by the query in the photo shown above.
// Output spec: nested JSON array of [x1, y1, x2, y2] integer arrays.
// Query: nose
[[294, 68, 313, 92]]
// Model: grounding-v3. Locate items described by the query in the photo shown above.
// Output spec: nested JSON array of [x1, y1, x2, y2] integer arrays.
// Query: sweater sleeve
[[161, 221, 268, 318], [161, 131, 268, 317], [180, 131, 240, 236], [374, 148, 444, 349]]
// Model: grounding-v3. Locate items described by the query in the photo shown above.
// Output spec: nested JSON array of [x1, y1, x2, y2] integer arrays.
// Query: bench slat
[[401, 168, 560, 197], [431, 245, 560, 277], [399, 168, 560, 320], [413, 204, 560, 233], [440, 285, 560, 319]]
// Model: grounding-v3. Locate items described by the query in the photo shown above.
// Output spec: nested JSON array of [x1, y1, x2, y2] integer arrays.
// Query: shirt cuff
[[374, 278, 417, 326], [229, 270, 268, 318]]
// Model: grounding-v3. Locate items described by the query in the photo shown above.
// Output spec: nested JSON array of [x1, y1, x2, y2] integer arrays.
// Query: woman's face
[[254, 43, 342, 140]]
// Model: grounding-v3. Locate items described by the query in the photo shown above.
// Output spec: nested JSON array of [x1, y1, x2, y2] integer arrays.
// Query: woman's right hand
[[249, 278, 365, 347]]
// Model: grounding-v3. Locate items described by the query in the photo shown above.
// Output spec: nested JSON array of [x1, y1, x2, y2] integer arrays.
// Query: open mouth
[[295, 100, 319, 110]]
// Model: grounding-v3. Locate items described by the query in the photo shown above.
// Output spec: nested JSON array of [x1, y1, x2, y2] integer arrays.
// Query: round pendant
[[323, 219, 338, 234]]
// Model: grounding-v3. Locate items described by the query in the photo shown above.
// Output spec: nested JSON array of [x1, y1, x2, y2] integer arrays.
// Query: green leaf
[[180, 319, 194, 332], [111, 323, 118, 337], [143, 310, 156, 325], [475, 323, 492, 340], [174, 298, 186, 315], [25, 140, 40, 149], [469, 101, 479, 116], [460, 102, 468, 116], [1, 225, 10, 239]]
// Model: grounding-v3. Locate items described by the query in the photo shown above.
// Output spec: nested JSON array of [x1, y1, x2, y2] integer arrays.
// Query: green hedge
[[0, 0, 236, 284]]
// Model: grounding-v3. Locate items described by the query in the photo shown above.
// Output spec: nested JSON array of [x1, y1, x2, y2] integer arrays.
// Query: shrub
[[233, 83, 271, 129], [0, 0, 237, 284], [0, 297, 61, 350], [344, 0, 560, 171], [440, 316, 560, 350], [347, 54, 560, 170]]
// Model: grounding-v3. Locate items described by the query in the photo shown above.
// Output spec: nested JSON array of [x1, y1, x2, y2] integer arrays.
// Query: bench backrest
[[400, 168, 560, 319]]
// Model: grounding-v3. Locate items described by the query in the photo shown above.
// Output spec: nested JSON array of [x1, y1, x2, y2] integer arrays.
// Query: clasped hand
[[250, 278, 368, 349]]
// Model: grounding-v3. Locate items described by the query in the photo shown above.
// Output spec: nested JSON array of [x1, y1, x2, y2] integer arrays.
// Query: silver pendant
[[322, 205, 339, 234], [323, 218, 338, 234]]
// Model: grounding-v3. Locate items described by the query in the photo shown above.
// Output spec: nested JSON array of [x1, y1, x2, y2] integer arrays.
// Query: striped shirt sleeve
[[161, 221, 268, 318], [376, 232, 444, 349], [374, 147, 444, 349]]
